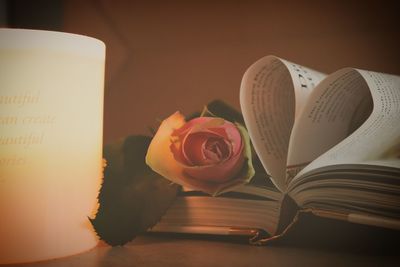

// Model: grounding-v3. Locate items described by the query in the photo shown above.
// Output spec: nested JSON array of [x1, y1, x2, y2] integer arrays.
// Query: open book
[[151, 56, 400, 243]]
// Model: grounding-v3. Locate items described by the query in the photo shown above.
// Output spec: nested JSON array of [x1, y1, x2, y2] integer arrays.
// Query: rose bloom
[[146, 112, 254, 195]]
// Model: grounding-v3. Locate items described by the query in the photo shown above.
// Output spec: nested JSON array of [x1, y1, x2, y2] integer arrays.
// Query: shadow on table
[[138, 213, 400, 257], [269, 212, 399, 255]]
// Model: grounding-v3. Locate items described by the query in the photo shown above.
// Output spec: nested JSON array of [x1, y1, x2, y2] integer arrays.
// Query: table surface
[[3, 234, 399, 267]]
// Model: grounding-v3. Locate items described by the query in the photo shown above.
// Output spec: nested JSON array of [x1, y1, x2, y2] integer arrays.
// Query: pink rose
[[146, 112, 254, 195]]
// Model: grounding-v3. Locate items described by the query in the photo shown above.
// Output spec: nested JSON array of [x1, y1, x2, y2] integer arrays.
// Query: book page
[[152, 195, 281, 236], [288, 68, 400, 183], [240, 55, 326, 191], [288, 163, 400, 229]]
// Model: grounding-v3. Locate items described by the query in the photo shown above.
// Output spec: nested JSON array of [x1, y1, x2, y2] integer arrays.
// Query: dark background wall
[[2, 0, 400, 143]]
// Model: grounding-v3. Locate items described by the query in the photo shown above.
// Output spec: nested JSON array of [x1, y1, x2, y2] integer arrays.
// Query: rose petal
[[172, 117, 222, 139], [170, 137, 188, 165], [205, 127, 229, 139], [179, 124, 254, 195], [198, 122, 242, 156], [181, 117, 242, 157], [146, 112, 255, 196], [146, 111, 187, 183], [170, 117, 222, 165], [182, 132, 231, 166], [183, 145, 244, 183], [146, 112, 234, 193], [181, 132, 209, 165], [203, 137, 231, 163], [160, 116, 245, 184], [218, 122, 242, 155]]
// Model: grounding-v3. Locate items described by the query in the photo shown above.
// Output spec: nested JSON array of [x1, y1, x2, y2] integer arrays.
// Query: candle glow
[[0, 29, 105, 264]]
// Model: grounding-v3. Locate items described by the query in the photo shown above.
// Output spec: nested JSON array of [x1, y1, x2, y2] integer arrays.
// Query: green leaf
[[90, 135, 180, 246], [235, 123, 255, 182], [202, 99, 245, 124], [185, 111, 201, 121]]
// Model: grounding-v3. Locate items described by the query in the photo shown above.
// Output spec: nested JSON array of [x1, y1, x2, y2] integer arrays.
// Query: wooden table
[[5, 234, 398, 267]]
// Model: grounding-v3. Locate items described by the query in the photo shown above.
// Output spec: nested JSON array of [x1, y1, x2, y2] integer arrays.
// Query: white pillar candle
[[0, 29, 105, 264]]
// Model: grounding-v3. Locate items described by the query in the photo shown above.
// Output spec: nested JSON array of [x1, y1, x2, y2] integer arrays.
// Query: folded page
[[289, 68, 400, 182], [240, 55, 325, 191]]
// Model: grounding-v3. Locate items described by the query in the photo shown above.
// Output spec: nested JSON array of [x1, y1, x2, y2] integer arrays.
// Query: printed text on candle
[[0, 91, 57, 182]]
